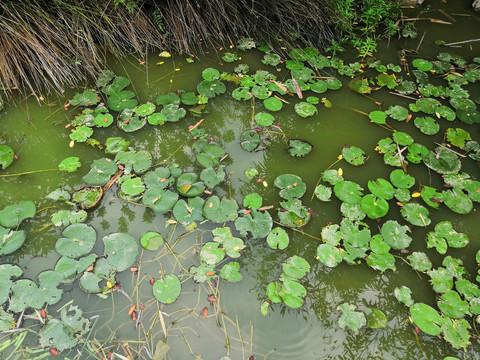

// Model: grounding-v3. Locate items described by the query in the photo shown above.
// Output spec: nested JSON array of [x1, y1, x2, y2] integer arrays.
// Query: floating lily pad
[[438, 290, 469, 319], [367, 178, 394, 200], [156, 93, 181, 106], [274, 174, 307, 199], [277, 198, 311, 227], [115, 149, 152, 174], [369, 111, 387, 124], [172, 197, 204, 225], [235, 210, 272, 239], [333, 181, 363, 204], [342, 146, 366, 166], [107, 91, 138, 112], [282, 256, 310, 279], [176, 172, 205, 197], [322, 169, 344, 185], [423, 148, 461, 175], [295, 102, 317, 118], [203, 196, 238, 223], [446, 128, 471, 149], [365, 307, 388, 329], [442, 318, 471, 349], [0, 200, 36, 228], [200, 166, 225, 189], [200, 242, 225, 264], [70, 126, 93, 142], [181, 92, 199, 105], [102, 76, 130, 95], [0, 264, 23, 305], [71, 90, 99, 107], [314, 184, 332, 201], [390, 169, 415, 189], [316, 243, 342, 267], [337, 302, 367, 334], [263, 97, 283, 111], [189, 263, 215, 283], [254, 112, 275, 126], [82, 158, 118, 185], [103, 233, 138, 272], [160, 104, 186, 122], [240, 130, 260, 152], [143, 188, 178, 213], [0, 145, 14, 169], [407, 252, 432, 272], [394, 286, 414, 307], [410, 303, 443, 336], [197, 80, 226, 98], [401, 203, 431, 227], [412, 59, 433, 71], [153, 274, 181, 304], [121, 177, 145, 196], [386, 105, 409, 121], [267, 227, 289, 250], [414, 117, 440, 135], [220, 262, 243, 282], [243, 193, 263, 210], [381, 220, 412, 250], [140, 232, 163, 250], [56, 224, 96, 258], [392, 132, 414, 146], [105, 137, 130, 155], [361, 194, 389, 219], [72, 186, 102, 209], [442, 188, 473, 214], [0, 227, 26, 256], [58, 157, 81, 173], [287, 139, 313, 157], [135, 103, 156, 117]]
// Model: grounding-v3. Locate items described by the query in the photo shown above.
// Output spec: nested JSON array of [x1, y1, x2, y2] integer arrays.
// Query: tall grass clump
[[0, 0, 342, 98]]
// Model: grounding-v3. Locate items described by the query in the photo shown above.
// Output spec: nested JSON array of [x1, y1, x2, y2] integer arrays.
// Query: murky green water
[[1, 1, 480, 359]]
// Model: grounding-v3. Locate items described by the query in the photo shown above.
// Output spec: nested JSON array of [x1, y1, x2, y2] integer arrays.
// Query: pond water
[[1, 0, 479, 359]]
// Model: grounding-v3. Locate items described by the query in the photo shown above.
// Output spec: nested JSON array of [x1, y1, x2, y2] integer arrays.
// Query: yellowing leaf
[[159, 51, 171, 58], [178, 184, 192, 193]]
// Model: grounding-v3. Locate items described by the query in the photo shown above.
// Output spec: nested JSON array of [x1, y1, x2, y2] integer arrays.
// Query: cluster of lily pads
[[0, 36, 479, 357]]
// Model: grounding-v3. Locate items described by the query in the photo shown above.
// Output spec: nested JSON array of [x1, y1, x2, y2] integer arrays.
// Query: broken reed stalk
[[0, 0, 338, 101]]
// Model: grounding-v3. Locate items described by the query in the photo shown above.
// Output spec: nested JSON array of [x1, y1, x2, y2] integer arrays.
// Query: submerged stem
[[0, 168, 58, 177]]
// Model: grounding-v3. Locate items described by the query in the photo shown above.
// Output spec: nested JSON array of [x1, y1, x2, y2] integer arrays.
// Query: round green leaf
[[121, 177, 145, 196], [390, 169, 415, 189], [274, 174, 307, 199], [366, 307, 388, 329], [342, 146, 366, 166], [314, 184, 332, 201], [103, 233, 138, 272], [423, 148, 461, 175], [243, 193, 263, 210], [369, 111, 387, 124], [407, 252, 432, 272], [414, 116, 440, 135], [56, 224, 96, 258], [176, 172, 205, 197], [200, 242, 225, 264], [443, 188, 473, 214], [240, 130, 260, 152], [0, 145, 14, 169], [333, 181, 363, 204], [254, 112, 275, 126], [392, 132, 414, 146], [294, 102, 317, 118], [203, 196, 238, 223], [367, 178, 395, 199], [58, 157, 81, 172], [410, 303, 443, 336], [287, 139, 313, 157], [156, 93, 180, 106], [142, 188, 178, 213], [135, 103, 156, 117], [267, 227, 289, 250], [337, 302, 367, 334], [0, 227, 26, 255], [140, 232, 164, 250], [153, 274, 181, 304], [361, 195, 389, 219], [401, 203, 431, 227], [220, 262, 243, 282], [316, 243, 342, 267], [282, 256, 310, 279], [263, 97, 283, 111], [381, 220, 412, 250], [0, 200, 36, 228]]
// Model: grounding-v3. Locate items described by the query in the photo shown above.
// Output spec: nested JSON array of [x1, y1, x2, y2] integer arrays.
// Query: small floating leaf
[[220, 262, 243, 282], [140, 232, 164, 251], [0, 145, 14, 169], [267, 227, 289, 250], [401, 203, 431, 227], [287, 139, 313, 157], [410, 303, 443, 336], [103, 233, 138, 272], [274, 174, 307, 199], [294, 102, 317, 118], [153, 274, 181, 304], [342, 146, 366, 166], [369, 111, 387, 124], [0, 200, 36, 228], [337, 302, 367, 334]]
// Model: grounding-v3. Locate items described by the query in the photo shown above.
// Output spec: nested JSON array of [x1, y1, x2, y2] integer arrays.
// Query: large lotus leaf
[[71, 90, 99, 106], [121, 177, 145, 196], [200, 242, 225, 265], [115, 149, 152, 174], [464, 180, 480, 202], [401, 203, 431, 227], [390, 169, 415, 189], [240, 130, 260, 152], [342, 146, 366, 166], [386, 105, 409, 121], [446, 128, 471, 149], [235, 210, 272, 239], [442, 318, 471, 350], [282, 256, 310, 279], [277, 198, 311, 227], [322, 169, 344, 185], [392, 132, 414, 146], [434, 221, 469, 248], [321, 225, 341, 246], [200, 166, 225, 189], [294, 102, 317, 118], [143, 188, 178, 213], [266, 227, 289, 250], [172, 197, 204, 225], [337, 302, 367, 334], [82, 158, 118, 185], [0, 200, 35, 229], [287, 139, 313, 157], [0, 145, 14, 169], [153, 274, 181, 304], [333, 181, 363, 204], [414, 116, 440, 135], [341, 222, 370, 248], [316, 243, 343, 267], [412, 58, 433, 71], [56, 223, 96, 258], [422, 148, 461, 175], [315, 184, 332, 202], [107, 91, 138, 111], [220, 262, 243, 282], [103, 233, 138, 272], [197, 80, 226, 98], [176, 172, 205, 197], [442, 188, 473, 215], [0, 227, 26, 255], [160, 104, 186, 122], [0, 264, 22, 305], [394, 286, 414, 307], [189, 263, 215, 283], [140, 232, 164, 251], [367, 178, 395, 200], [117, 115, 146, 132], [8, 279, 39, 312], [410, 303, 444, 335], [428, 267, 453, 293], [58, 157, 81, 173], [438, 291, 469, 319], [407, 252, 432, 272], [254, 112, 275, 126], [203, 196, 238, 223], [143, 167, 172, 189], [369, 110, 387, 124], [274, 174, 306, 199], [361, 195, 389, 219], [279, 280, 307, 308], [242, 193, 263, 210], [381, 220, 412, 250]]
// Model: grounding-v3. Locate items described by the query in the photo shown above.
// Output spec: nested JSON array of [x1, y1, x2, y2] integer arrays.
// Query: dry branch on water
[[0, 0, 338, 99]]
